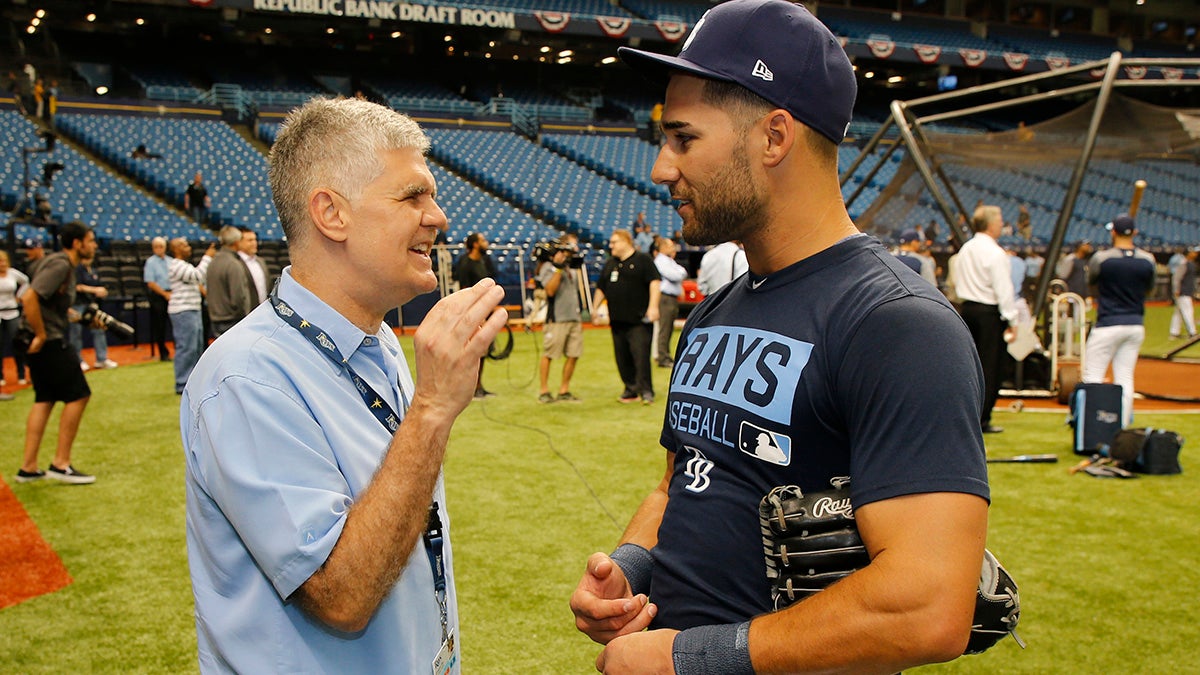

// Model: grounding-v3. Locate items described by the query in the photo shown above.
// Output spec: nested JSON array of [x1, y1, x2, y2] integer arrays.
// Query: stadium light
[[888, 75, 903, 83], [601, 56, 617, 65], [444, 34, 453, 42], [86, 12, 96, 22], [391, 31, 402, 38], [26, 25, 36, 34], [31, 17, 41, 27], [36, 9, 46, 18], [96, 86, 109, 95], [864, 71, 875, 78], [135, 17, 145, 25], [558, 49, 574, 58], [540, 46, 551, 53]]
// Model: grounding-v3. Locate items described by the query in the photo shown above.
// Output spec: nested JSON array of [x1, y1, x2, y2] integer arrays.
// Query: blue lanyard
[[270, 289, 448, 639]]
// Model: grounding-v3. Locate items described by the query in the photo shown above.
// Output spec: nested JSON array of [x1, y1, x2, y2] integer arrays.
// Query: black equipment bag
[[1067, 383, 1123, 456], [1110, 428, 1184, 475]]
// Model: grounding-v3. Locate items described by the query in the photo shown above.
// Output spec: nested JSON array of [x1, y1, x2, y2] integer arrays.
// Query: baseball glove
[[759, 481, 1023, 655]]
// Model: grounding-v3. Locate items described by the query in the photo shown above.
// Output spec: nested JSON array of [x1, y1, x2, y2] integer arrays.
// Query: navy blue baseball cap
[[1105, 214, 1135, 235], [618, 0, 857, 144], [899, 229, 921, 244], [22, 237, 43, 249]]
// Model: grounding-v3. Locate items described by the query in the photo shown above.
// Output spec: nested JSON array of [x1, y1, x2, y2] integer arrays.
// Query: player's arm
[[292, 280, 506, 631], [571, 451, 674, 645], [645, 279, 661, 322], [746, 491, 986, 674], [19, 286, 46, 353]]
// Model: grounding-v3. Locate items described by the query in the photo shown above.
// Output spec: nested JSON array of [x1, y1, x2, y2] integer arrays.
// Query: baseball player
[[569, 1, 992, 673], [1169, 247, 1197, 340], [1081, 214, 1157, 426]]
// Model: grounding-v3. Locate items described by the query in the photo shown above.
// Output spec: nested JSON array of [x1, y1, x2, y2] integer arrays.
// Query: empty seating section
[[987, 28, 1119, 63], [475, 83, 593, 122], [821, 14, 999, 52], [365, 77, 477, 116], [542, 133, 670, 203], [428, 128, 679, 247], [126, 65, 206, 103], [55, 113, 282, 239], [1, 110, 201, 243], [207, 72, 327, 109]]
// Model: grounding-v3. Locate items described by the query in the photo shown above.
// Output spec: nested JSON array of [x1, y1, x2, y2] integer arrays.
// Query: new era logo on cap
[[617, 0, 857, 145], [752, 60, 774, 82]]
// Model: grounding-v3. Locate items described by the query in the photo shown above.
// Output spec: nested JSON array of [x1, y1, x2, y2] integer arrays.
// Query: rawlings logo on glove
[[759, 481, 1024, 655]]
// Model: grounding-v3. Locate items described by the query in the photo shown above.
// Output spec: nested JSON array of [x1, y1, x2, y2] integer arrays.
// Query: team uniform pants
[[1170, 295, 1196, 338], [1083, 324, 1144, 427], [611, 321, 653, 398], [959, 301, 1006, 426], [655, 294, 679, 365]]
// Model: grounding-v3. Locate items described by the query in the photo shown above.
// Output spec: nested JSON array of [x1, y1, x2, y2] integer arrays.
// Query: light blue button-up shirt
[[143, 253, 171, 291], [181, 267, 458, 674]]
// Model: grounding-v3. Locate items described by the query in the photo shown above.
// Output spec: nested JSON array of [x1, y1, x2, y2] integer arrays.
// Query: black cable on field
[[477, 399, 622, 531]]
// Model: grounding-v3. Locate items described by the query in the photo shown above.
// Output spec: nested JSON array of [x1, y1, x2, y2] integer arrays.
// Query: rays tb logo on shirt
[[670, 326, 811, 466]]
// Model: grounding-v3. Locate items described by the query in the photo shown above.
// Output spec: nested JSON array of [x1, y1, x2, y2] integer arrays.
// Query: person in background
[[69, 248, 118, 371], [454, 232, 496, 399], [536, 234, 584, 403], [185, 172, 213, 229], [0, 250, 30, 392], [696, 240, 747, 296], [652, 236, 687, 367], [1169, 247, 1198, 341], [16, 221, 101, 484], [593, 229, 660, 404], [1082, 214, 1157, 426], [237, 227, 271, 306], [144, 236, 173, 361], [205, 226, 253, 338], [954, 205, 1016, 434], [167, 238, 216, 394]]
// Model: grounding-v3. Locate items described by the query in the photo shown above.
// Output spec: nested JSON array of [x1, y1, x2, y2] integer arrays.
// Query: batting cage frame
[[843, 51, 1200, 323]]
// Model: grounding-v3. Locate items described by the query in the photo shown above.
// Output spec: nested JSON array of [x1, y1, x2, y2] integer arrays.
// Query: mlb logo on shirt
[[738, 421, 791, 466]]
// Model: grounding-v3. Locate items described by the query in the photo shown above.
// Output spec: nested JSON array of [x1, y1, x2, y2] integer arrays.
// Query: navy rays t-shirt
[[651, 234, 991, 630]]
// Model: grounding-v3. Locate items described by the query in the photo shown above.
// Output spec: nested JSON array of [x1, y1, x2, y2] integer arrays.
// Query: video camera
[[80, 302, 136, 340], [532, 240, 583, 268]]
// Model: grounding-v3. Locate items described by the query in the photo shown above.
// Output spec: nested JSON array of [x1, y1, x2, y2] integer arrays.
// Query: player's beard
[[678, 141, 769, 247]]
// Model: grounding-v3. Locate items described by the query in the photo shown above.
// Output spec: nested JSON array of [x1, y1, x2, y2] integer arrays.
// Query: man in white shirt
[[652, 237, 688, 367], [697, 240, 747, 296], [954, 205, 1016, 433]]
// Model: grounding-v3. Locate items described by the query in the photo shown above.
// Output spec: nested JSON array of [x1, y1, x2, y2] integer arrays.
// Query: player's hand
[[571, 552, 657, 644], [644, 306, 659, 323], [411, 278, 506, 417], [27, 334, 45, 355], [94, 287, 109, 299], [595, 628, 678, 674], [205, 243, 218, 257]]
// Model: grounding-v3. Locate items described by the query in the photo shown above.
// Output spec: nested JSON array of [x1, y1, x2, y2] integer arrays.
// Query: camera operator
[[536, 234, 584, 403], [15, 221, 101, 484], [69, 247, 118, 371]]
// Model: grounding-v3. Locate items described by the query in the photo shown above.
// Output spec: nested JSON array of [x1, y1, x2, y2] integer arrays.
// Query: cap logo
[[681, 12, 708, 51], [752, 59, 774, 82]]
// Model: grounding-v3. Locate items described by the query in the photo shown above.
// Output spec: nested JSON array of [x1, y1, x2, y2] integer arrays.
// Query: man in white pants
[[1082, 214, 1156, 426], [1169, 247, 1197, 340]]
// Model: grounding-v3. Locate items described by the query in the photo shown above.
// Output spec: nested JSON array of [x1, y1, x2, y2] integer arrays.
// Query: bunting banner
[[534, 11, 570, 33], [867, 39, 895, 59], [596, 16, 631, 38], [1003, 52, 1029, 71], [914, 44, 942, 64], [959, 48, 987, 68]]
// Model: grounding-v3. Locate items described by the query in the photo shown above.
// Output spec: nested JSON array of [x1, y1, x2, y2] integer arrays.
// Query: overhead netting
[[853, 93, 1200, 247]]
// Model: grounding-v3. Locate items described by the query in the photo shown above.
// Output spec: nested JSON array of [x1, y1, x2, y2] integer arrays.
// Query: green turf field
[[1, 304, 1197, 673]]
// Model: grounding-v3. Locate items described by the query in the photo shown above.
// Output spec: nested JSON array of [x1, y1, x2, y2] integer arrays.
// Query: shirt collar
[[238, 250, 256, 263], [276, 268, 388, 363]]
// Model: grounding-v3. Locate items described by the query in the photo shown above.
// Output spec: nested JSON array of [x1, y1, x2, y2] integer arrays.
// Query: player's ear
[[308, 188, 349, 244], [761, 109, 795, 169]]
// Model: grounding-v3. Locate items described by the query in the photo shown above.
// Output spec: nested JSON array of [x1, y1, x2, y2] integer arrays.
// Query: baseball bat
[[986, 453, 1059, 464], [1129, 179, 1146, 216]]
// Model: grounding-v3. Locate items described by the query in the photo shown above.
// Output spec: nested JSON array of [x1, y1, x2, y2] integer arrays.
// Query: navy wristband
[[673, 621, 754, 675], [609, 543, 653, 597]]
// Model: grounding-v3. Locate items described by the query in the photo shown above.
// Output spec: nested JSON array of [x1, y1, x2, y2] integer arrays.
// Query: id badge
[[432, 631, 458, 675], [610, 270, 619, 283]]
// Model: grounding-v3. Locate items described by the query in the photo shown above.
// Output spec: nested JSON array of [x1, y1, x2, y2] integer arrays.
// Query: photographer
[[15, 221, 100, 484], [69, 248, 118, 371], [536, 234, 584, 403]]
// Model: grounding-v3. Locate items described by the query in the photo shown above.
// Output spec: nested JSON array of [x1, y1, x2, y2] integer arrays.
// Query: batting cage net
[[853, 92, 1200, 250]]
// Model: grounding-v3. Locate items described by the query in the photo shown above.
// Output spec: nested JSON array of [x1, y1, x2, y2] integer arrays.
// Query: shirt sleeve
[[31, 256, 70, 300], [992, 249, 1018, 324], [836, 296, 990, 507], [187, 375, 352, 599]]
